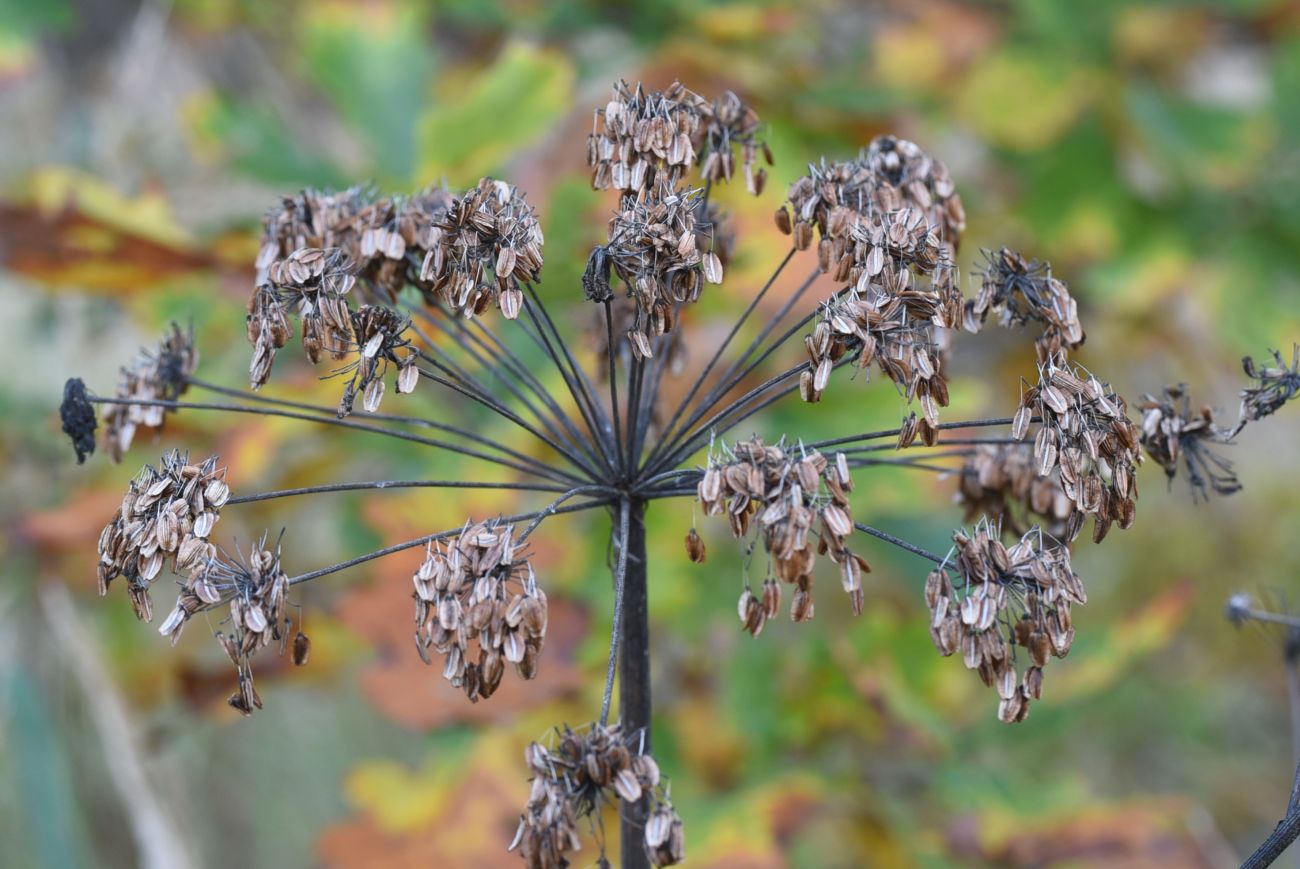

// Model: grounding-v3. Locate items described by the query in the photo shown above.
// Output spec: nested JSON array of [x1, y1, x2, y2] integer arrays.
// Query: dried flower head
[[593, 182, 723, 357], [1012, 356, 1141, 542], [417, 177, 545, 319], [698, 437, 866, 631], [248, 247, 358, 387], [97, 450, 228, 622], [1238, 346, 1300, 429], [412, 519, 548, 702], [802, 286, 952, 424], [967, 248, 1084, 360], [776, 136, 964, 254], [512, 722, 683, 868], [927, 520, 1085, 723], [1139, 384, 1240, 501], [588, 80, 706, 196], [697, 89, 771, 194], [60, 377, 98, 464], [161, 537, 292, 716], [954, 444, 1074, 540], [101, 323, 198, 461]]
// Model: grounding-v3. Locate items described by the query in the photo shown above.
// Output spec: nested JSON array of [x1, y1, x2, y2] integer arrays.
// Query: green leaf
[[416, 41, 574, 185]]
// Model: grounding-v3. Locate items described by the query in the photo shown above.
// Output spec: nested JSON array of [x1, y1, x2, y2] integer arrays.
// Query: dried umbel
[[417, 177, 545, 320], [928, 521, 1085, 723], [802, 287, 952, 425], [163, 539, 297, 716], [96, 450, 228, 623], [967, 248, 1084, 360], [775, 135, 965, 254], [60, 377, 97, 464], [587, 80, 707, 197], [101, 323, 198, 461], [1239, 346, 1300, 429], [248, 247, 361, 388], [512, 723, 683, 868], [412, 520, 548, 702], [697, 90, 771, 195], [1013, 357, 1141, 543], [592, 182, 724, 357], [698, 437, 866, 632], [1139, 385, 1240, 500], [954, 444, 1074, 540]]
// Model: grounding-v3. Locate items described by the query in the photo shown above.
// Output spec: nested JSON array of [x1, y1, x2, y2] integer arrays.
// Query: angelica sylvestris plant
[[60, 79, 1297, 869]]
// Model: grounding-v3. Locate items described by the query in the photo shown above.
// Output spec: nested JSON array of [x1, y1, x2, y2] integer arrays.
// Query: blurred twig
[[39, 583, 198, 869]]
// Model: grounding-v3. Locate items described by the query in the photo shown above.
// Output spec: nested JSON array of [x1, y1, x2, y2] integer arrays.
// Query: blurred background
[[4, 0, 1300, 866]]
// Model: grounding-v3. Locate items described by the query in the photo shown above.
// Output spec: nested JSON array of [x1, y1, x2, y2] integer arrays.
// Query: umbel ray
[[60, 79, 1298, 868]]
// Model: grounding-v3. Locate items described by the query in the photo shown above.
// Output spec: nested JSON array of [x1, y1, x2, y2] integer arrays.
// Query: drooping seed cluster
[[698, 437, 866, 634], [954, 444, 1074, 541], [165, 539, 300, 716], [802, 285, 953, 433], [967, 248, 1085, 360], [1238, 346, 1300, 430], [587, 80, 767, 199], [1138, 385, 1240, 500], [412, 520, 548, 703], [96, 451, 228, 622], [511, 723, 683, 869], [1012, 358, 1141, 542], [697, 90, 771, 194], [927, 521, 1085, 723], [775, 135, 965, 254], [102, 323, 199, 462], [586, 182, 724, 357], [60, 378, 98, 464]]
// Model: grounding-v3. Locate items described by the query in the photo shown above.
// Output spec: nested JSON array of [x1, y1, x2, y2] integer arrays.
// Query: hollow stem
[[619, 497, 651, 869]]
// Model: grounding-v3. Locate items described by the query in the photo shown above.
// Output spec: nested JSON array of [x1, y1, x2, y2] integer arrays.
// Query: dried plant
[[62, 79, 1297, 868]]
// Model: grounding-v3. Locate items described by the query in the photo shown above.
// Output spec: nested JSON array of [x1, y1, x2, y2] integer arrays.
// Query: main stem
[[620, 498, 651, 869]]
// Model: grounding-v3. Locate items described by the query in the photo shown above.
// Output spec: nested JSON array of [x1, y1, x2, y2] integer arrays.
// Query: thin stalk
[[522, 287, 615, 461], [89, 395, 579, 484], [229, 479, 570, 505], [853, 522, 946, 564], [656, 247, 796, 447], [604, 300, 625, 475], [600, 499, 631, 726], [809, 417, 1023, 451], [287, 497, 613, 586], [188, 376, 548, 467], [519, 485, 617, 542]]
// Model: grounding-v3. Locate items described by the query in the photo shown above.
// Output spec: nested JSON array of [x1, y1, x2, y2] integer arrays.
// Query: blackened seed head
[[60, 377, 97, 464]]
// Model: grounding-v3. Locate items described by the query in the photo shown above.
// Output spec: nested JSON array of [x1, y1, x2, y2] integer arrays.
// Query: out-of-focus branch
[[39, 582, 198, 869]]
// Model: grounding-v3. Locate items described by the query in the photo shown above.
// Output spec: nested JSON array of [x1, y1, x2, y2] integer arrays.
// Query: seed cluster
[[803, 286, 952, 432], [102, 323, 199, 462], [1139, 385, 1240, 500], [589, 183, 724, 358], [412, 520, 548, 703], [698, 438, 866, 634], [1239, 346, 1300, 429], [1012, 358, 1141, 543], [587, 80, 767, 198], [512, 723, 683, 868], [776, 136, 964, 254], [954, 444, 1074, 541], [787, 140, 964, 417], [927, 522, 1085, 723], [167, 540, 298, 716], [416, 177, 545, 320], [967, 248, 1085, 360], [97, 451, 228, 622], [249, 180, 543, 400]]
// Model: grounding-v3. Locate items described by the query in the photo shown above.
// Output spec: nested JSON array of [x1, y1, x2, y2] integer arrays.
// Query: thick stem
[[620, 498, 651, 869]]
